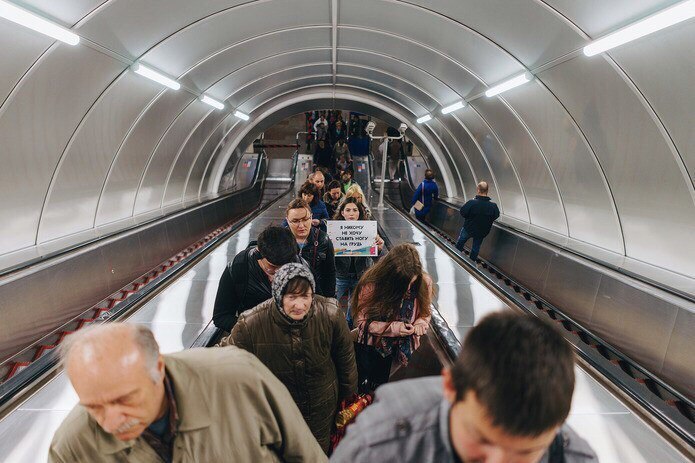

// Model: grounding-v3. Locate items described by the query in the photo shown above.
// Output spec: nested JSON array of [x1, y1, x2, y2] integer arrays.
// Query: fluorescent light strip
[[234, 110, 250, 121], [485, 72, 533, 97], [0, 0, 79, 45], [584, 0, 695, 56], [200, 95, 225, 110], [441, 101, 465, 114], [416, 114, 432, 124], [132, 63, 180, 90]]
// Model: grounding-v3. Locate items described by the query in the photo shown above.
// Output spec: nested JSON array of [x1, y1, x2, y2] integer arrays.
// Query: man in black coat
[[455, 181, 500, 262], [212, 226, 300, 333]]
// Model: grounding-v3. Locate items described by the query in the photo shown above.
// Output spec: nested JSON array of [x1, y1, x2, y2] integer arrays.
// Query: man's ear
[[442, 367, 457, 403], [157, 355, 165, 380]]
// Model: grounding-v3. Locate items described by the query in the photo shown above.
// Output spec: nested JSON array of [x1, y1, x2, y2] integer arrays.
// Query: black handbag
[[354, 320, 392, 393]]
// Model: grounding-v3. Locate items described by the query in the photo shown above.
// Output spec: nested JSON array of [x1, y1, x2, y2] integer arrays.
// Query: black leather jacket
[[299, 227, 336, 298], [335, 255, 376, 279]]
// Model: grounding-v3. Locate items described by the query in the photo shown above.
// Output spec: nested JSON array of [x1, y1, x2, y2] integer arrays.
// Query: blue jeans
[[455, 228, 484, 262], [336, 276, 359, 329]]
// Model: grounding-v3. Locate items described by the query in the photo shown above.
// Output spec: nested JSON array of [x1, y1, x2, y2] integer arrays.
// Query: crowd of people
[[47, 150, 596, 461]]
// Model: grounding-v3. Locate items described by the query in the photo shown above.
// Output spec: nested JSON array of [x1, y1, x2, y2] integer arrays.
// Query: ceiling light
[[441, 101, 465, 114], [200, 95, 225, 110], [416, 114, 432, 124], [584, 0, 695, 56], [132, 63, 180, 90], [0, 0, 80, 45], [485, 72, 533, 97], [234, 110, 250, 121]]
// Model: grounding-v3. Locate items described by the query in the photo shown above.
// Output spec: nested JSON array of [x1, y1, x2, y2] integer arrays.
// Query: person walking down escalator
[[220, 264, 357, 454], [332, 198, 385, 328], [410, 169, 439, 224], [455, 181, 500, 263], [299, 181, 329, 232], [351, 243, 432, 391], [314, 139, 333, 171]]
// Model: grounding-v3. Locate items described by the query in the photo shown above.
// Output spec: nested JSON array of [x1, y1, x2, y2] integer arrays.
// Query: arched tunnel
[[0, 1, 693, 461]]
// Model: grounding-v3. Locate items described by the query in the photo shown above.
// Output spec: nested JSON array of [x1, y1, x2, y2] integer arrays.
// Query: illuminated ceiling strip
[[441, 101, 465, 114], [234, 110, 250, 121], [0, 0, 79, 45], [200, 94, 225, 110], [484, 72, 533, 97], [416, 114, 432, 124], [584, 0, 695, 56], [132, 63, 181, 90]]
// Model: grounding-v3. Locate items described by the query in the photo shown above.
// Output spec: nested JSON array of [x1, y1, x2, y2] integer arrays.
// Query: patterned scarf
[[373, 289, 417, 367]]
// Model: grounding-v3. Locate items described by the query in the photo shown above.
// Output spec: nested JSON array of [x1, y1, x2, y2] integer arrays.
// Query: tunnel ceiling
[[0, 0, 693, 295]]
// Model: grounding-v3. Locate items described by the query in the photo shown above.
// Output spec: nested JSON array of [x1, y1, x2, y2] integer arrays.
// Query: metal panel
[[542, 253, 601, 326], [542, 0, 679, 37], [239, 76, 333, 113], [337, 76, 429, 113], [134, 102, 210, 215], [610, 23, 695, 184], [472, 96, 567, 234], [162, 110, 226, 207], [457, 107, 529, 221], [407, 0, 585, 69], [501, 82, 624, 253], [0, 24, 52, 107], [0, 46, 124, 256], [183, 32, 332, 91], [591, 277, 679, 375], [510, 238, 553, 292], [477, 228, 518, 276], [223, 65, 332, 110], [340, 0, 523, 85], [38, 73, 159, 243], [662, 308, 695, 398], [140, 0, 331, 77], [184, 115, 239, 203], [338, 27, 487, 96], [96, 91, 195, 225], [20, 0, 104, 26], [338, 49, 459, 103], [539, 56, 695, 279], [76, 0, 252, 58]]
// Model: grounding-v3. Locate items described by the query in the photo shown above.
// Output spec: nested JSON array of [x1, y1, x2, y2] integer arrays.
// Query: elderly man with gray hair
[[48, 323, 326, 462]]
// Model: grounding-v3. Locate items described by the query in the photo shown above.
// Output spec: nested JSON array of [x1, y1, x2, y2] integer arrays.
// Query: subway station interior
[[0, 1, 693, 461]]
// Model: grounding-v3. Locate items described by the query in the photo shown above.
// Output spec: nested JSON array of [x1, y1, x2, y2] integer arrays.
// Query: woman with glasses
[[285, 198, 336, 298]]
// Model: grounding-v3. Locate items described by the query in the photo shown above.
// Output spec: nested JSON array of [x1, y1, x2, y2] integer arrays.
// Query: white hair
[[59, 323, 161, 382]]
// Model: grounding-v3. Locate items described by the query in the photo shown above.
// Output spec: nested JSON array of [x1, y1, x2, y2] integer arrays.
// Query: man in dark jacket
[[285, 198, 337, 298], [212, 226, 300, 333], [455, 181, 500, 262], [331, 312, 596, 463]]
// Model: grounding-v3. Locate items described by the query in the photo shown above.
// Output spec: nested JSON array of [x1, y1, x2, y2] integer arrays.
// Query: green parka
[[221, 295, 357, 453]]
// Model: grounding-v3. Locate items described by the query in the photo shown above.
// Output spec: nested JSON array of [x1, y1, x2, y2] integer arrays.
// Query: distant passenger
[[48, 324, 326, 463], [455, 181, 500, 262], [410, 169, 439, 223], [285, 198, 336, 298], [212, 226, 299, 333], [323, 179, 345, 218], [299, 181, 330, 230], [333, 138, 352, 173], [314, 114, 328, 133], [314, 139, 333, 170], [332, 197, 385, 327], [340, 170, 355, 194], [331, 312, 597, 463], [309, 169, 327, 197], [351, 243, 432, 391], [220, 263, 357, 453]]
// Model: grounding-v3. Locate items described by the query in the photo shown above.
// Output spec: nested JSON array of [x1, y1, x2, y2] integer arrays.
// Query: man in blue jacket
[[455, 181, 500, 262], [410, 169, 439, 223]]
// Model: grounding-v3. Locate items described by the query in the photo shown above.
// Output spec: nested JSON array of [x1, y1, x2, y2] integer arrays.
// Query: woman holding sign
[[331, 198, 384, 328], [351, 243, 432, 391]]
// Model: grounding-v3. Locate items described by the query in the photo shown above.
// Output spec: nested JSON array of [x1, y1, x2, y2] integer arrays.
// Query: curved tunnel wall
[[0, 0, 693, 297]]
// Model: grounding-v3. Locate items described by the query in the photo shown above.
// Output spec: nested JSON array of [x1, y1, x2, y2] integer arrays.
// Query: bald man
[[455, 181, 500, 262], [48, 324, 326, 462]]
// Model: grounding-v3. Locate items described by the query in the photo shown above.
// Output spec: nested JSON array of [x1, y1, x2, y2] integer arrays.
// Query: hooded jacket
[[221, 265, 356, 453]]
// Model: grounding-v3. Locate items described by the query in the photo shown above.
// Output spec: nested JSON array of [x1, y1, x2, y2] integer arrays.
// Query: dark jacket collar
[[475, 195, 491, 201]]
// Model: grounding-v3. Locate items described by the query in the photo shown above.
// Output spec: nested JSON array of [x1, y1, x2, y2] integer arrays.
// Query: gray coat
[[330, 376, 597, 463]]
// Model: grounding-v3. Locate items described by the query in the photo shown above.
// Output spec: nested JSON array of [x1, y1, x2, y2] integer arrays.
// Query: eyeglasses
[[288, 216, 312, 225]]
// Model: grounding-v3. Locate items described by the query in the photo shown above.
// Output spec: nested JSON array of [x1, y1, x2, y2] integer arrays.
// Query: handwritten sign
[[327, 220, 378, 257]]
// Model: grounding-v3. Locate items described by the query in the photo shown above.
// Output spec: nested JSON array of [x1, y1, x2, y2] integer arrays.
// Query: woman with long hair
[[332, 197, 384, 327], [343, 183, 372, 219], [299, 181, 329, 229], [351, 243, 432, 389]]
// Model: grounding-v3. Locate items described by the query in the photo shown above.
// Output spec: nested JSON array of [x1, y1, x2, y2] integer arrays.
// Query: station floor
[[0, 192, 687, 462]]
